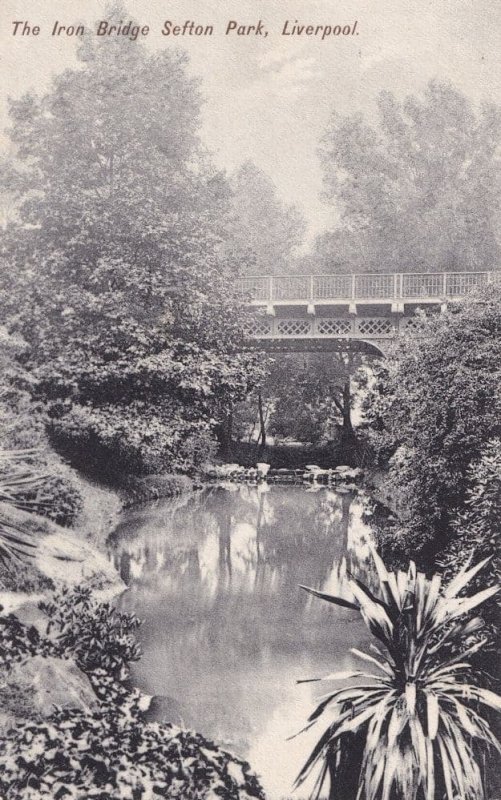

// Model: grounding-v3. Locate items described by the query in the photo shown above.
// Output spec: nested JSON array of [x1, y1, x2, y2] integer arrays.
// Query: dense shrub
[[0, 709, 265, 800], [50, 404, 219, 477], [363, 288, 501, 565], [0, 328, 83, 540]]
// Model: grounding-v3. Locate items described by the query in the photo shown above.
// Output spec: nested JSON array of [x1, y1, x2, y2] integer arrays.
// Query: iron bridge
[[239, 271, 500, 356]]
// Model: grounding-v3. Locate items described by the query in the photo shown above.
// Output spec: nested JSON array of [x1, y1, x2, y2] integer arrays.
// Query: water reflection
[[109, 485, 374, 799]]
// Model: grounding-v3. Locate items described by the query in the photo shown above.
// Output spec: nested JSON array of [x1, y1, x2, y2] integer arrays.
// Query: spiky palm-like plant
[[0, 448, 49, 565], [296, 548, 501, 800]]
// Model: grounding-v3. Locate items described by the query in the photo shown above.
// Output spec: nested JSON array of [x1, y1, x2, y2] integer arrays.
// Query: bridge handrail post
[[393, 273, 398, 298], [443, 272, 447, 298], [351, 273, 356, 300], [310, 275, 314, 301], [269, 276, 273, 302]]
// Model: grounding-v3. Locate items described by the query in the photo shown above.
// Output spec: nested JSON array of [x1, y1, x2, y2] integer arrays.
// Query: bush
[[51, 404, 218, 477], [39, 586, 142, 680], [363, 289, 501, 565], [0, 710, 266, 800]]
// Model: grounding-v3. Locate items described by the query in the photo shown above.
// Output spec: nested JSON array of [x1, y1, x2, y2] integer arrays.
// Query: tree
[[363, 286, 501, 563], [313, 81, 501, 274], [0, 5, 262, 475], [225, 161, 306, 275], [233, 351, 363, 463], [267, 352, 360, 448]]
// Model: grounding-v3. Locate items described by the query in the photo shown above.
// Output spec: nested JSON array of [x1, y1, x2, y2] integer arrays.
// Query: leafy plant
[[39, 586, 142, 679], [296, 547, 501, 800], [0, 708, 266, 800]]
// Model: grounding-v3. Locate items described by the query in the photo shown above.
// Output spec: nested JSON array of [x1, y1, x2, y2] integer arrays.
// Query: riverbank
[[0, 466, 195, 609], [0, 468, 268, 799]]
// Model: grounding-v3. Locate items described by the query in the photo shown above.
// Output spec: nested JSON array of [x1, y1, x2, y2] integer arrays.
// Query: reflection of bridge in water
[[240, 271, 499, 355]]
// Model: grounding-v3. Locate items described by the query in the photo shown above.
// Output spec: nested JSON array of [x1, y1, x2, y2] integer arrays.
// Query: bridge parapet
[[239, 271, 498, 304]]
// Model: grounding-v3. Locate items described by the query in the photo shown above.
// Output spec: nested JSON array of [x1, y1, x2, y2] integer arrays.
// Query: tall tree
[[314, 81, 501, 274], [226, 161, 306, 275], [0, 6, 261, 475]]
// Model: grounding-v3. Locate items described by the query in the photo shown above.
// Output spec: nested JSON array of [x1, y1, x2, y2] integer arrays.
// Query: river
[[108, 484, 374, 800]]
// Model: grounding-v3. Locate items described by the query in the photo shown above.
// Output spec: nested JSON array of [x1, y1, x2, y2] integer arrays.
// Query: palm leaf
[[299, 584, 359, 610]]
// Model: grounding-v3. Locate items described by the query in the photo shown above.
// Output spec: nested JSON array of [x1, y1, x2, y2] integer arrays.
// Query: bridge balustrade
[[239, 271, 496, 303]]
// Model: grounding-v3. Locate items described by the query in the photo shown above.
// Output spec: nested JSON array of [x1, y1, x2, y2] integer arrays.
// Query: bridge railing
[[238, 271, 497, 303]]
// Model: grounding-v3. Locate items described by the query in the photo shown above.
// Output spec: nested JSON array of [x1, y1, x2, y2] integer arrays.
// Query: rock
[[5, 655, 99, 718], [0, 501, 124, 599], [143, 693, 185, 726], [3, 596, 49, 636], [256, 462, 270, 476], [36, 530, 124, 599], [0, 592, 46, 617]]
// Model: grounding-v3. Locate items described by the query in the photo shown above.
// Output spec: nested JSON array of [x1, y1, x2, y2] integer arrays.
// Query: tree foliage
[[363, 288, 501, 562], [233, 351, 362, 455], [0, 6, 262, 474], [314, 81, 501, 274], [226, 160, 306, 275]]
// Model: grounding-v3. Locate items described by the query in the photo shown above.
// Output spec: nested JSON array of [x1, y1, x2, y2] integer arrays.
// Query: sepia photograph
[[0, 1, 500, 798]]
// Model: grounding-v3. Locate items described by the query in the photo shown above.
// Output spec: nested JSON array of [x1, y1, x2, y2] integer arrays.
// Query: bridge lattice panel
[[316, 318, 353, 335], [357, 318, 395, 336], [400, 316, 426, 332], [243, 317, 273, 336], [276, 319, 312, 336]]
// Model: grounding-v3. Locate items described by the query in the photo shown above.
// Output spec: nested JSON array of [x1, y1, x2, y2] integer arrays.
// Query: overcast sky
[[1, 0, 500, 242]]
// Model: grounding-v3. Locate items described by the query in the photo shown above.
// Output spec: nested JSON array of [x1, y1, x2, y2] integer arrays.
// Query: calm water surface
[[108, 485, 374, 799]]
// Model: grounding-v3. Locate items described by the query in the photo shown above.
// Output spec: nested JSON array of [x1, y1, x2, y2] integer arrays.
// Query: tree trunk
[[257, 390, 267, 450], [339, 379, 360, 466], [216, 411, 233, 460], [341, 379, 354, 438]]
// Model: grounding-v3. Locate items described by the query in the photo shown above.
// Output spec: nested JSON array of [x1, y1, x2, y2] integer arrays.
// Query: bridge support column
[[349, 302, 357, 315], [307, 303, 316, 316]]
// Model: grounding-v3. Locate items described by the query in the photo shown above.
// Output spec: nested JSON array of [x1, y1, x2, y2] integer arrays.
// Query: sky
[[1, 0, 500, 243]]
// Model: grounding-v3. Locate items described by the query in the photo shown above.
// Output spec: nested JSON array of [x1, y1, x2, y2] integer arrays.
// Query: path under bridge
[[239, 271, 499, 356]]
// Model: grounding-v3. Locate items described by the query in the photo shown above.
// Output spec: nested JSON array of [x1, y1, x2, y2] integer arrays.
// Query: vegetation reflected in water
[[108, 485, 374, 799]]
